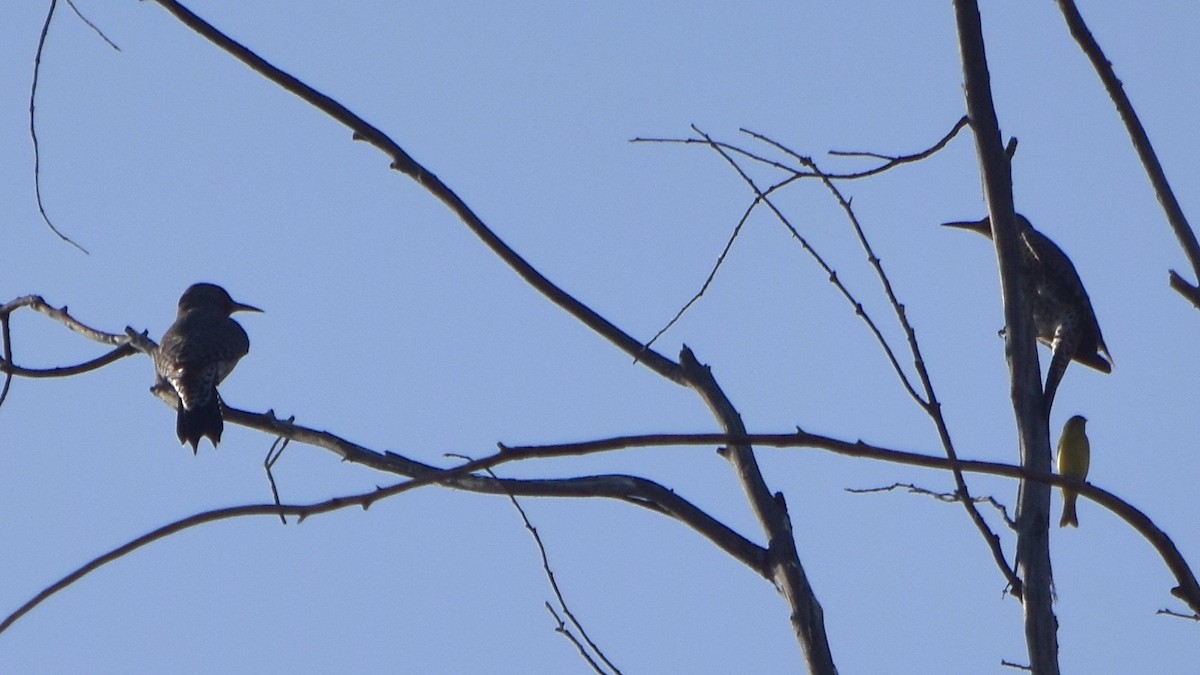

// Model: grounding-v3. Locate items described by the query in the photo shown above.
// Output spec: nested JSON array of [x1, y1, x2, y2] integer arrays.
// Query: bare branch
[[749, 135, 1023, 595], [847, 483, 1016, 530], [64, 0, 121, 51], [0, 295, 130, 346], [145, 0, 684, 386], [29, 0, 88, 253], [636, 116, 969, 183], [134, 5, 838, 663], [456, 457, 622, 675], [1169, 270, 1200, 310], [953, 0, 1057, 668], [545, 604, 609, 675], [2, 432, 768, 638], [1054, 0, 1200, 303], [693, 127, 927, 406], [0, 344, 137, 379], [822, 115, 970, 179], [225, 407, 768, 573], [642, 194, 757, 351], [677, 348, 837, 674], [0, 296, 141, 385], [263, 433, 292, 525], [0, 315, 13, 409], [1156, 608, 1200, 621]]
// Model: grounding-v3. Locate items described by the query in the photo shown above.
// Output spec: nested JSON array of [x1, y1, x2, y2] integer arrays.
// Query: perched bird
[[1056, 415, 1091, 527], [943, 214, 1112, 412], [155, 283, 261, 452]]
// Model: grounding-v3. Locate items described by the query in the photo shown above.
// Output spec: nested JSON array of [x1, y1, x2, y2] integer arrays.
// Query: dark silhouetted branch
[[1054, 0, 1200, 305]]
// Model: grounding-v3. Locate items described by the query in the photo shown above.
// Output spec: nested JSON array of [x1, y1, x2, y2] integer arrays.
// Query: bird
[[154, 283, 262, 452], [942, 214, 1112, 412], [1056, 414, 1090, 527]]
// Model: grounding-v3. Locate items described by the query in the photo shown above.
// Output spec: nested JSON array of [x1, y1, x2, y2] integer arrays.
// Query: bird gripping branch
[[942, 214, 1112, 413], [154, 283, 261, 452]]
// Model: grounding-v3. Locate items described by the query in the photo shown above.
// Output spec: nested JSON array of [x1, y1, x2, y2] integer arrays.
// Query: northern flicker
[[943, 214, 1112, 412], [155, 283, 261, 452]]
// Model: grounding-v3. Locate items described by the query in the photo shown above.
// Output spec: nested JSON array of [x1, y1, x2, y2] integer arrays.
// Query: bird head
[[178, 283, 263, 316], [1065, 414, 1088, 431]]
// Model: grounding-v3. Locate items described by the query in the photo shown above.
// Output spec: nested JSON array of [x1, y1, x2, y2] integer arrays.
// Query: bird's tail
[[1059, 492, 1080, 528], [176, 395, 224, 453]]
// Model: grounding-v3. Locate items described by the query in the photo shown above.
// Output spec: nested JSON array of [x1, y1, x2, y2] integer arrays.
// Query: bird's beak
[[232, 301, 264, 314], [941, 217, 992, 236]]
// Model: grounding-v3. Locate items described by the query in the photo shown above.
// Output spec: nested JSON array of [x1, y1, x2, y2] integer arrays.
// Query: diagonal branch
[[677, 348, 837, 674], [464, 459, 623, 675], [146, 0, 683, 385], [141, 3, 835, 665], [1054, 0, 1200, 303], [746, 135, 1021, 595], [693, 127, 926, 405]]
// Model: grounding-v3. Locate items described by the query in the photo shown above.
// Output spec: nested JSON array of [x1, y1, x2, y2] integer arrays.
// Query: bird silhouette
[[155, 283, 261, 452]]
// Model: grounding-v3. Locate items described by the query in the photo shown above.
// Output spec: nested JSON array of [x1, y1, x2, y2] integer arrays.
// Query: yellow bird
[[1057, 415, 1091, 528]]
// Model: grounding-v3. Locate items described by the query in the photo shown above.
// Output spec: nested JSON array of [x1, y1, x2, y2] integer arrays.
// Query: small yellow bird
[[1057, 415, 1091, 528]]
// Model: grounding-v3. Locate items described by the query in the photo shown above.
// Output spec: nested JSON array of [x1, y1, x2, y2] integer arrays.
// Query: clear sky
[[2, 2, 1199, 673]]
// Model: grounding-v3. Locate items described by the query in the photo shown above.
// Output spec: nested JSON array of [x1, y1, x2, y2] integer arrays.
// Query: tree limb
[[953, 1, 1058, 669]]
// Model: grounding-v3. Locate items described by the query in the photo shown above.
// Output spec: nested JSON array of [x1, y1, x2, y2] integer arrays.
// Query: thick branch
[[677, 348, 837, 674], [485, 430, 1200, 616], [222, 407, 767, 574], [953, 1, 1058, 670], [197, 403, 1200, 618], [139, 3, 837, 666]]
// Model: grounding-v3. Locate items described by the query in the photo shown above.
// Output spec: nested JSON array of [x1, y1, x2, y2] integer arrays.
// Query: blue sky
[[2, 2, 1199, 673]]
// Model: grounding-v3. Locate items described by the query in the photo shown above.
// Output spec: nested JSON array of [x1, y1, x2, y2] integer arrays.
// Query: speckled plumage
[[155, 283, 261, 452], [943, 214, 1112, 412]]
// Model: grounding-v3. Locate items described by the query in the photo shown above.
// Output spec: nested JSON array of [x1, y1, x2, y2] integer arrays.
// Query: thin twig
[[642, 196, 757, 351], [0, 295, 129, 345], [64, 0, 121, 51], [0, 316, 13, 410], [29, 0, 88, 253], [847, 482, 1016, 530], [641, 120, 970, 348], [264, 433, 292, 525], [0, 297, 140, 387], [448, 454, 622, 675], [744, 130, 1021, 594], [692, 127, 927, 406], [545, 604, 608, 675], [1156, 608, 1200, 621], [634, 116, 969, 183], [0, 344, 137, 378], [823, 115, 971, 179]]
